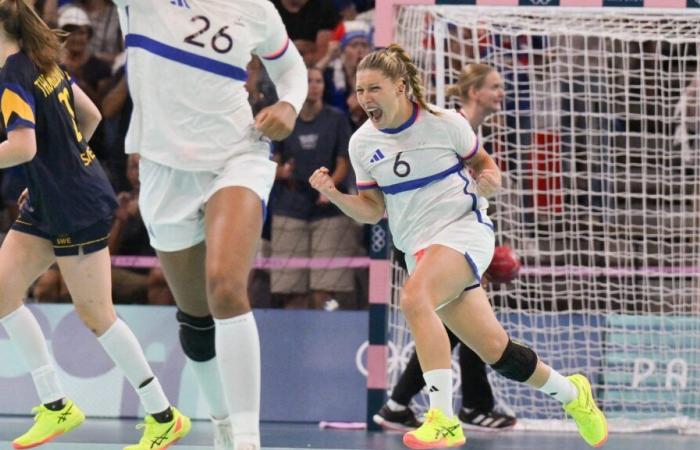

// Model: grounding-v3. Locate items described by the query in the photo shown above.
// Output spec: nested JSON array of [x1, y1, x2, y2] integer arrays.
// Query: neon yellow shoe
[[12, 399, 85, 449], [124, 407, 191, 450], [564, 374, 608, 448], [403, 408, 465, 449]]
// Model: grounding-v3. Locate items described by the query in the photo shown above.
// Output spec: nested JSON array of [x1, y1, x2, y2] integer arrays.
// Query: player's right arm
[[72, 82, 102, 142], [254, 2, 308, 141], [0, 80, 37, 167], [0, 128, 36, 168], [309, 167, 385, 224]]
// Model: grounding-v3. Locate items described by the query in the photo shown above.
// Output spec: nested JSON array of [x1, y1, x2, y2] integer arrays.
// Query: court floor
[[0, 417, 698, 450]]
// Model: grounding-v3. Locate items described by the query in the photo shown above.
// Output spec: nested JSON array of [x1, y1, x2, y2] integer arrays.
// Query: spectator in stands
[[72, 0, 122, 66], [100, 55, 131, 191], [58, 5, 111, 105], [1, 166, 24, 225], [318, 20, 371, 129], [272, 0, 341, 66], [270, 67, 358, 309]]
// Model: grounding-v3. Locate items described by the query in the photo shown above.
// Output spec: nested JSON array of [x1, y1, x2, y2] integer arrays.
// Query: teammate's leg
[[57, 247, 190, 450], [0, 230, 84, 449], [204, 186, 264, 450], [156, 244, 232, 450], [439, 285, 607, 447], [139, 156, 231, 449]]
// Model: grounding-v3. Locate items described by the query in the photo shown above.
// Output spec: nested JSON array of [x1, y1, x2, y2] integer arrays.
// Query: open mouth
[[366, 107, 383, 123]]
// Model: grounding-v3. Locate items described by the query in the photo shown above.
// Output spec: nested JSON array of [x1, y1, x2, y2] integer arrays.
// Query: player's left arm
[[72, 82, 102, 141], [450, 110, 502, 198], [465, 148, 502, 198], [254, 6, 308, 141]]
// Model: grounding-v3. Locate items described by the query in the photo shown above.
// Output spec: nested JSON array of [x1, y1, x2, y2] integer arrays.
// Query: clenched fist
[[309, 167, 337, 199], [255, 101, 297, 141]]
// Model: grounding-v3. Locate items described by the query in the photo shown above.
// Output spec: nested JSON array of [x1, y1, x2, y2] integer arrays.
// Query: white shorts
[[138, 151, 276, 252], [403, 211, 495, 288]]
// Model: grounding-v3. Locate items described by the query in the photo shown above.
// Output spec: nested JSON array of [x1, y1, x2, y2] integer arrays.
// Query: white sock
[[136, 377, 170, 415], [98, 318, 169, 414], [1, 305, 64, 404], [189, 357, 229, 419], [387, 399, 407, 412], [538, 369, 579, 404], [215, 312, 260, 448], [423, 369, 454, 417]]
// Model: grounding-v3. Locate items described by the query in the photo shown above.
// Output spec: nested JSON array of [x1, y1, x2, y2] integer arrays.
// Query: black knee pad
[[490, 339, 538, 382], [176, 310, 215, 362]]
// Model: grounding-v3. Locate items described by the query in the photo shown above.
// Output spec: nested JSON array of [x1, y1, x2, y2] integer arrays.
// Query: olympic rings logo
[[370, 224, 387, 253]]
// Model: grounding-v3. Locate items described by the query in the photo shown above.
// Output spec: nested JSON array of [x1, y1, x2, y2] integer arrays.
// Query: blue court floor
[[0, 417, 698, 450]]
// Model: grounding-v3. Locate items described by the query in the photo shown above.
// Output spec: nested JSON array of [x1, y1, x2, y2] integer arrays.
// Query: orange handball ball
[[486, 245, 521, 284]]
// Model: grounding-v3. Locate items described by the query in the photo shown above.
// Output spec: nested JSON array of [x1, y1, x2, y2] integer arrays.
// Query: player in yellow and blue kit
[[0, 1, 190, 449]]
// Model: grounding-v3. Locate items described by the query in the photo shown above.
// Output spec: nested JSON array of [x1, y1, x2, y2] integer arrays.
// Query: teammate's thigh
[[403, 244, 476, 310], [0, 230, 56, 316], [270, 215, 310, 295], [204, 186, 263, 317], [309, 215, 357, 293], [56, 247, 117, 335], [138, 157, 208, 253], [156, 243, 209, 317], [437, 287, 509, 364]]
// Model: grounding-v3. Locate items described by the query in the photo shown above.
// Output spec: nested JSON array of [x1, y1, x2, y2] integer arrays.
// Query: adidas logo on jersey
[[170, 0, 191, 9], [369, 149, 385, 164]]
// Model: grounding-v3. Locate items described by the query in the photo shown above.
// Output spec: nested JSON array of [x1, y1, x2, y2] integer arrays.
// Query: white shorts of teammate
[[403, 210, 495, 294], [138, 142, 276, 252]]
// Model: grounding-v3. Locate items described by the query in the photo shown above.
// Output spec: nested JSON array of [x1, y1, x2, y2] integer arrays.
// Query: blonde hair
[[0, 0, 64, 75], [446, 63, 496, 102], [357, 43, 435, 115]]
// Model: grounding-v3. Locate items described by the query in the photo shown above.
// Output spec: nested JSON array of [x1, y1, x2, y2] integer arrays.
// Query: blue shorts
[[12, 214, 112, 257]]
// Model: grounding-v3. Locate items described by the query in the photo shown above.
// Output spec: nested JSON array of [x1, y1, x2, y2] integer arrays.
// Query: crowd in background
[[0, 0, 378, 310]]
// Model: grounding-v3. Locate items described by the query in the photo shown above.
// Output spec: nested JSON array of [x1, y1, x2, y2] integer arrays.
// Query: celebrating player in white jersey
[[112, 1, 307, 450], [310, 44, 608, 450], [374, 64, 520, 433]]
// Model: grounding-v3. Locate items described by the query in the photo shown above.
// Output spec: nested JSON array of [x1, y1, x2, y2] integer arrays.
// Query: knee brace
[[490, 339, 538, 382], [176, 310, 215, 362]]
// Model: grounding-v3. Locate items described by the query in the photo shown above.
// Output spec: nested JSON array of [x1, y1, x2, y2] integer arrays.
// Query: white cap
[[341, 20, 372, 49], [58, 6, 91, 29]]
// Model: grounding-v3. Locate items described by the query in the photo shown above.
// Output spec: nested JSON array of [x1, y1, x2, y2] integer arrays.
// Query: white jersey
[[350, 104, 491, 254], [113, 0, 302, 170]]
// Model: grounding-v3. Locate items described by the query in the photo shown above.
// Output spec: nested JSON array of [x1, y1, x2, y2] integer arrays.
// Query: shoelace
[[133, 419, 157, 445], [421, 409, 441, 425], [31, 406, 44, 422], [567, 402, 595, 427], [214, 421, 234, 447]]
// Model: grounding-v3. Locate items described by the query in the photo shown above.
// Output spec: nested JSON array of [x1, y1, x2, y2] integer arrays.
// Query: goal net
[[387, 5, 700, 432]]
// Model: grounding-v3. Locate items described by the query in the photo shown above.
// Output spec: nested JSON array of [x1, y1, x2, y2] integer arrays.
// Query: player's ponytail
[[0, 0, 63, 75], [358, 43, 436, 115], [446, 63, 495, 104]]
